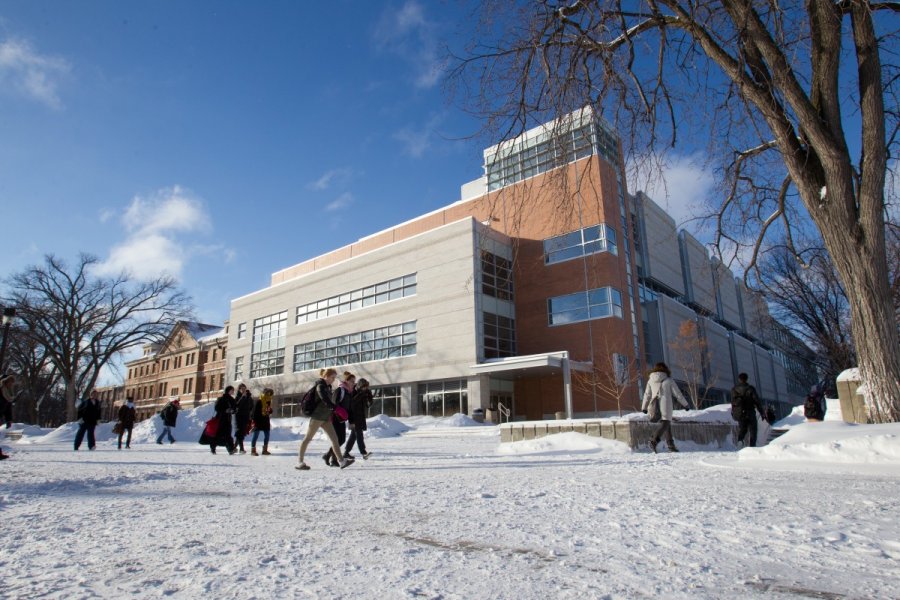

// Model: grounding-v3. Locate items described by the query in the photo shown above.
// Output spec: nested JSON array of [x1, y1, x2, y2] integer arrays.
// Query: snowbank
[[617, 403, 736, 424], [739, 421, 900, 466], [497, 431, 631, 456]]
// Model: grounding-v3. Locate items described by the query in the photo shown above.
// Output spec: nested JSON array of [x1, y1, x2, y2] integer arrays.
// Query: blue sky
[[0, 0, 496, 326]]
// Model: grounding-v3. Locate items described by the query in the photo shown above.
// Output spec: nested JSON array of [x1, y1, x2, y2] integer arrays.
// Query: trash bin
[[554, 411, 566, 420], [472, 408, 485, 423]]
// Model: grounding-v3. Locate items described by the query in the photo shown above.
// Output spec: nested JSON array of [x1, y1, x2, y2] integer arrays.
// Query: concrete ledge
[[500, 418, 738, 450]]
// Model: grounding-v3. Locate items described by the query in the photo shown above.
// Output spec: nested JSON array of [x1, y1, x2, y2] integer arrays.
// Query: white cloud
[[308, 167, 354, 191], [393, 126, 431, 158], [98, 208, 115, 223], [373, 0, 446, 89], [326, 192, 354, 212], [628, 152, 716, 236], [95, 186, 211, 280], [0, 37, 70, 109]]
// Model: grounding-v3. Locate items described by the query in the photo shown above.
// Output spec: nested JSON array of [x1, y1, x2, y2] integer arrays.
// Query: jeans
[[345, 425, 367, 455], [118, 427, 133, 449], [651, 420, 675, 447], [74, 423, 96, 450], [157, 425, 175, 444], [251, 428, 270, 447], [737, 416, 759, 447]]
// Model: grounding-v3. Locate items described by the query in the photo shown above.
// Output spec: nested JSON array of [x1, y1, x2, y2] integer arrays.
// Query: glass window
[[548, 287, 624, 326], [415, 380, 469, 417], [250, 311, 287, 378], [544, 224, 618, 265], [292, 321, 417, 372]]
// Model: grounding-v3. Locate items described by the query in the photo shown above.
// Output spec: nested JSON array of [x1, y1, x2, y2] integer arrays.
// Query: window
[[544, 224, 617, 265], [370, 386, 402, 418], [250, 311, 287, 378], [183, 378, 193, 394], [212, 349, 217, 361], [416, 380, 468, 417], [221, 348, 226, 360], [481, 252, 513, 300], [293, 321, 417, 372], [548, 287, 623, 326], [296, 274, 417, 325], [237, 322, 247, 339], [483, 312, 516, 358], [234, 356, 244, 380]]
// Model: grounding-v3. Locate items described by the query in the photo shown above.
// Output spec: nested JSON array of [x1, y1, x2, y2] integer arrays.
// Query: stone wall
[[500, 418, 739, 450]]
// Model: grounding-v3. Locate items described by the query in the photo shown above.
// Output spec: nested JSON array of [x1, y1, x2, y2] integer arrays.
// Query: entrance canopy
[[469, 351, 593, 418]]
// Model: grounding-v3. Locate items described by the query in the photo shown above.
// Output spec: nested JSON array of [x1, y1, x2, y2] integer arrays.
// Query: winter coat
[[214, 393, 234, 439], [77, 398, 103, 427], [0, 387, 13, 424], [347, 388, 373, 431], [309, 378, 335, 422], [641, 370, 688, 420], [118, 403, 136, 428], [252, 392, 273, 432], [160, 402, 179, 427], [234, 392, 253, 430], [731, 382, 764, 422]]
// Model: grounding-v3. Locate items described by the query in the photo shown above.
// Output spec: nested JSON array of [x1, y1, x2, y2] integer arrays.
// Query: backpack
[[730, 391, 745, 422], [804, 395, 824, 420], [647, 395, 662, 423], [301, 385, 319, 417]]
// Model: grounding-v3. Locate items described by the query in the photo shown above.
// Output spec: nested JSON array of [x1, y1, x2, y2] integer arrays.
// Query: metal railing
[[498, 401, 511, 423]]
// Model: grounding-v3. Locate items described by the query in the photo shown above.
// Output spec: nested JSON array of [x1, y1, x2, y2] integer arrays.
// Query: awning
[[469, 351, 593, 419]]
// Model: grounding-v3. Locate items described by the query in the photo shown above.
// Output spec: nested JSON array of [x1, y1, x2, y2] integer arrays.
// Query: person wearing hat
[[344, 377, 374, 460], [156, 398, 181, 444]]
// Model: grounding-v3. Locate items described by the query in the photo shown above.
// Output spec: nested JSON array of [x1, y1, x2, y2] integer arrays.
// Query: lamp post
[[0, 306, 16, 375]]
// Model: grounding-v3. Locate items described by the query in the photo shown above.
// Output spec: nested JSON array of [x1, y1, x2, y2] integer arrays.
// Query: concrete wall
[[711, 259, 742, 329], [500, 418, 738, 449], [228, 218, 481, 399], [657, 294, 698, 382], [702, 317, 733, 390], [754, 345, 777, 401], [730, 333, 756, 381], [679, 231, 717, 314], [635, 192, 685, 295]]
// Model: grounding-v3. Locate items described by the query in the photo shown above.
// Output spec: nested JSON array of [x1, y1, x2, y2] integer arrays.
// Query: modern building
[[227, 107, 812, 421], [124, 321, 228, 419], [630, 191, 815, 416]]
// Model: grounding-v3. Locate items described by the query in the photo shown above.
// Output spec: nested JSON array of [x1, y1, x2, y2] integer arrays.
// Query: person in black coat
[[324, 372, 354, 466], [731, 373, 766, 448], [117, 397, 137, 450], [233, 383, 253, 454], [156, 399, 181, 444], [210, 386, 236, 455], [344, 378, 373, 459], [74, 390, 103, 451]]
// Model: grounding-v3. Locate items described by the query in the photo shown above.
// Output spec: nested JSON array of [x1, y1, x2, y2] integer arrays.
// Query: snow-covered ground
[[2, 406, 898, 599]]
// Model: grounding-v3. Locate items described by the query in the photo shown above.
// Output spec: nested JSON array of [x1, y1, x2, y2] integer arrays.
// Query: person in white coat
[[641, 362, 689, 453]]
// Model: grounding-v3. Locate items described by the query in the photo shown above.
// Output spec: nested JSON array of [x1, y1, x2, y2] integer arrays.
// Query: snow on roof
[[195, 326, 227, 344], [183, 322, 223, 342], [836, 368, 860, 382]]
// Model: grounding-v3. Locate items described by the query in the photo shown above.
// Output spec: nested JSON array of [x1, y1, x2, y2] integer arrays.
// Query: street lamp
[[0, 306, 16, 375]]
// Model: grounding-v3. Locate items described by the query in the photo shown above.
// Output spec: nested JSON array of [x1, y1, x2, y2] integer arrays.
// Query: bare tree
[[758, 245, 857, 386], [3, 254, 193, 421], [573, 338, 641, 415], [668, 319, 715, 409], [4, 323, 63, 424], [453, 1, 900, 421]]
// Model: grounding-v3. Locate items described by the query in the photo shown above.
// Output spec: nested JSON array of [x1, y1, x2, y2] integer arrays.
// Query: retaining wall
[[500, 418, 738, 450]]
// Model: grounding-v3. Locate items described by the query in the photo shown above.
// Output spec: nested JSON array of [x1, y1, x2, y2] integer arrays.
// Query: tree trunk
[[65, 380, 78, 422], [824, 220, 900, 422]]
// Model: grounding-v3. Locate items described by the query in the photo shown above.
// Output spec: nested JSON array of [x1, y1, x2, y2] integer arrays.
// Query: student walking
[[210, 386, 236, 455], [324, 372, 354, 466], [74, 390, 103, 451], [234, 383, 253, 454], [1, 374, 17, 429], [156, 399, 180, 444], [344, 377, 373, 459], [296, 368, 354, 471], [641, 363, 689, 453], [731, 373, 766, 448], [117, 397, 137, 449], [251, 387, 274, 456]]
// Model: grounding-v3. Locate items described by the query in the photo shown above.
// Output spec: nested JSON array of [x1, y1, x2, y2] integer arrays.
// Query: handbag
[[647, 395, 662, 423], [204, 416, 220, 437], [113, 422, 124, 435], [333, 406, 349, 422]]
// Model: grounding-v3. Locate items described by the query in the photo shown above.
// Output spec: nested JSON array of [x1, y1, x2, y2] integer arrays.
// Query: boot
[[261, 444, 271, 455], [251, 447, 258, 456], [667, 445, 679, 453]]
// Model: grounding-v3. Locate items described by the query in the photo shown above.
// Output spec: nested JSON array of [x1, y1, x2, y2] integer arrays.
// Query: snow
[[2, 405, 899, 599], [836, 367, 860, 382]]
